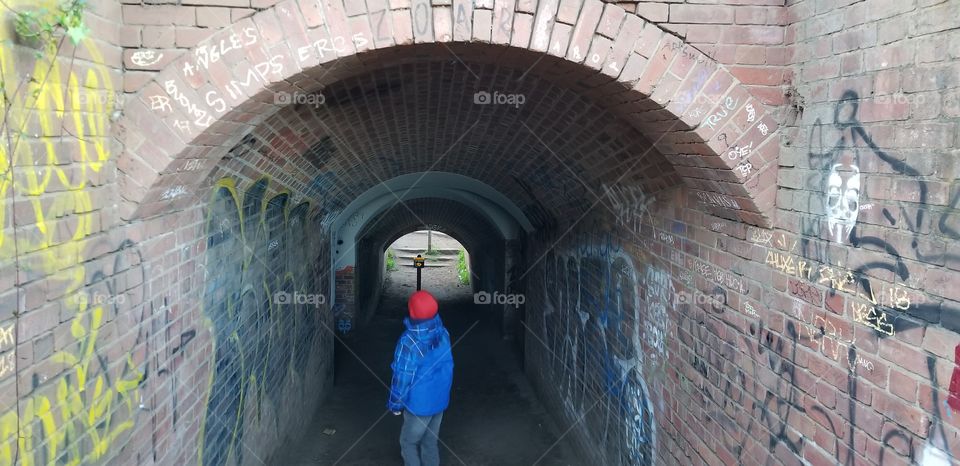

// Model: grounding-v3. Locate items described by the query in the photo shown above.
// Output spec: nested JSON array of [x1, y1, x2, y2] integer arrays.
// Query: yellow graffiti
[[197, 176, 320, 466], [0, 2, 144, 465]]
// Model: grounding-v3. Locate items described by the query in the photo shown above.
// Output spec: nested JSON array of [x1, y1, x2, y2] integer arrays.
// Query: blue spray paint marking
[[536, 229, 656, 464]]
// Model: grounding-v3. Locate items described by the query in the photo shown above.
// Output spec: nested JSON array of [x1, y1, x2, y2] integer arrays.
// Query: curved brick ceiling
[[209, 59, 676, 232], [119, 1, 780, 227]]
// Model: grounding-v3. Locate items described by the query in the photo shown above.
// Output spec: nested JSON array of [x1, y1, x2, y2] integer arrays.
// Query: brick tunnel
[[1, 0, 959, 465]]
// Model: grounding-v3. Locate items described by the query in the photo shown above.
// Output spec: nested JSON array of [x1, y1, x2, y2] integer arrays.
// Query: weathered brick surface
[[2, 0, 959, 466], [116, 0, 792, 106]]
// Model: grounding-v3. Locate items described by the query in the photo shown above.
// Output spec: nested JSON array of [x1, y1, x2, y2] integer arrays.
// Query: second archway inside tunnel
[[376, 230, 474, 319]]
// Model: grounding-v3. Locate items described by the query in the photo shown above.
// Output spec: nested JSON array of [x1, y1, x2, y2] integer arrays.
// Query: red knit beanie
[[408, 290, 438, 320]]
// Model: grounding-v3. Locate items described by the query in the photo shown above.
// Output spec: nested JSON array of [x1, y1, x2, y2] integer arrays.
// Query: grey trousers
[[399, 410, 444, 466]]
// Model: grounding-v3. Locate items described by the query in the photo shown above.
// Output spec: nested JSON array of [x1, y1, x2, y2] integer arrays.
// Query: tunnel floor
[[274, 281, 583, 465]]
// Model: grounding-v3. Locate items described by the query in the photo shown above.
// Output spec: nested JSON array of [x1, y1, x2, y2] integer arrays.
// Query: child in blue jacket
[[388, 290, 454, 466]]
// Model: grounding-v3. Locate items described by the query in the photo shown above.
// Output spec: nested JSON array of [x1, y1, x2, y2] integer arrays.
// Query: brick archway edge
[[115, 0, 780, 227]]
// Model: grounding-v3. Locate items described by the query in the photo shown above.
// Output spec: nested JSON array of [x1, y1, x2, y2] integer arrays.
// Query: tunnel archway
[[112, 3, 784, 465], [116, 1, 780, 227], [350, 197, 510, 328]]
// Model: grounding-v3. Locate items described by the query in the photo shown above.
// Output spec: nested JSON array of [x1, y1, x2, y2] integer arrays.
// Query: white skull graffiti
[[825, 163, 861, 243]]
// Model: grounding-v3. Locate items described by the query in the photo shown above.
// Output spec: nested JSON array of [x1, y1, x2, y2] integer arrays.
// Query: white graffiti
[[131, 49, 163, 67], [160, 185, 188, 201], [757, 122, 769, 136], [296, 33, 369, 63], [825, 163, 861, 243], [0, 325, 13, 351], [183, 27, 258, 77], [172, 120, 191, 133], [745, 103, 756, 122], [345, 211, 364, 228], [643, 266, 672, 360], [164, 80, 214, 127], [690, 258, 747, 294], [696, 191, 741, 210], [726, 141, 753, 161], [224, 56, 285, 100], [701, 96, 739, 130], [179, 159, 206, 172], [149, 95, 172, 112], [743, 302, 759, 317], [602, 183, 656, 235], [0, 352, 13, 378], [735, 161, 753, 176], [657, 232, 675, 246], [532, 0, 557, 50], [748, 227, 773, 245]]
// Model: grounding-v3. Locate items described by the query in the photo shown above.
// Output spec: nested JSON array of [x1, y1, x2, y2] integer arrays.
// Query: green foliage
[[14, 0, 89, 50], [424, 248, 441, 256], [457, 249, 469, 286], [385, 249, 396, 271]]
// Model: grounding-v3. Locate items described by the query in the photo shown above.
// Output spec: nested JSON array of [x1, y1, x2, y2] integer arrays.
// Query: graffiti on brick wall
[[798, 92, 959, 462], [602, 183, 655, 238], [642, 266, 671, 368], [675, 301, 807, 460], [533, 230, 658, 465], [806, 90, 960, 333], [512, 175, 557, 231], [199, 177, 329, 466], [0, 4, 160, 463], [763, 243, 924, 337]]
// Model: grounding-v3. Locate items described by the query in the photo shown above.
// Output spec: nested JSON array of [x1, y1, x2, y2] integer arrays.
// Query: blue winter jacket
[[387, 314, 454, 416]]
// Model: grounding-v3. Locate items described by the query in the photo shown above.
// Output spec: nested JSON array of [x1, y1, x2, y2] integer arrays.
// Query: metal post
[[414, 254, 425, 290]]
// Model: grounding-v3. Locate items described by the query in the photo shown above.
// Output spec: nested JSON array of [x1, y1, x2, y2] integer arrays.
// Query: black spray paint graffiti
[[679, 302, 807, 462], [730, 303, 955, 465], [512, 174, 557, 232], [200, 177, 329, 466], [805, 90, 960, 333]]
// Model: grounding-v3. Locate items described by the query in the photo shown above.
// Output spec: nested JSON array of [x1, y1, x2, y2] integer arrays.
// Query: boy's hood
[[403, 314, 444, 342]]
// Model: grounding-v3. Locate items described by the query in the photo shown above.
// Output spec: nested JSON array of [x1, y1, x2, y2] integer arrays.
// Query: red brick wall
[[2, 0, 959, 465], [0, 0, 132, 463], [613, 0, 790, 105], [523, 0, 960, 464], [120, 0, 269, 91], [119, 0, 791, 103]]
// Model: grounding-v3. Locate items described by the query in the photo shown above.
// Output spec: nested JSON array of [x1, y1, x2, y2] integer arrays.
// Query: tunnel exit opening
[[381, 230, 472, 305]]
